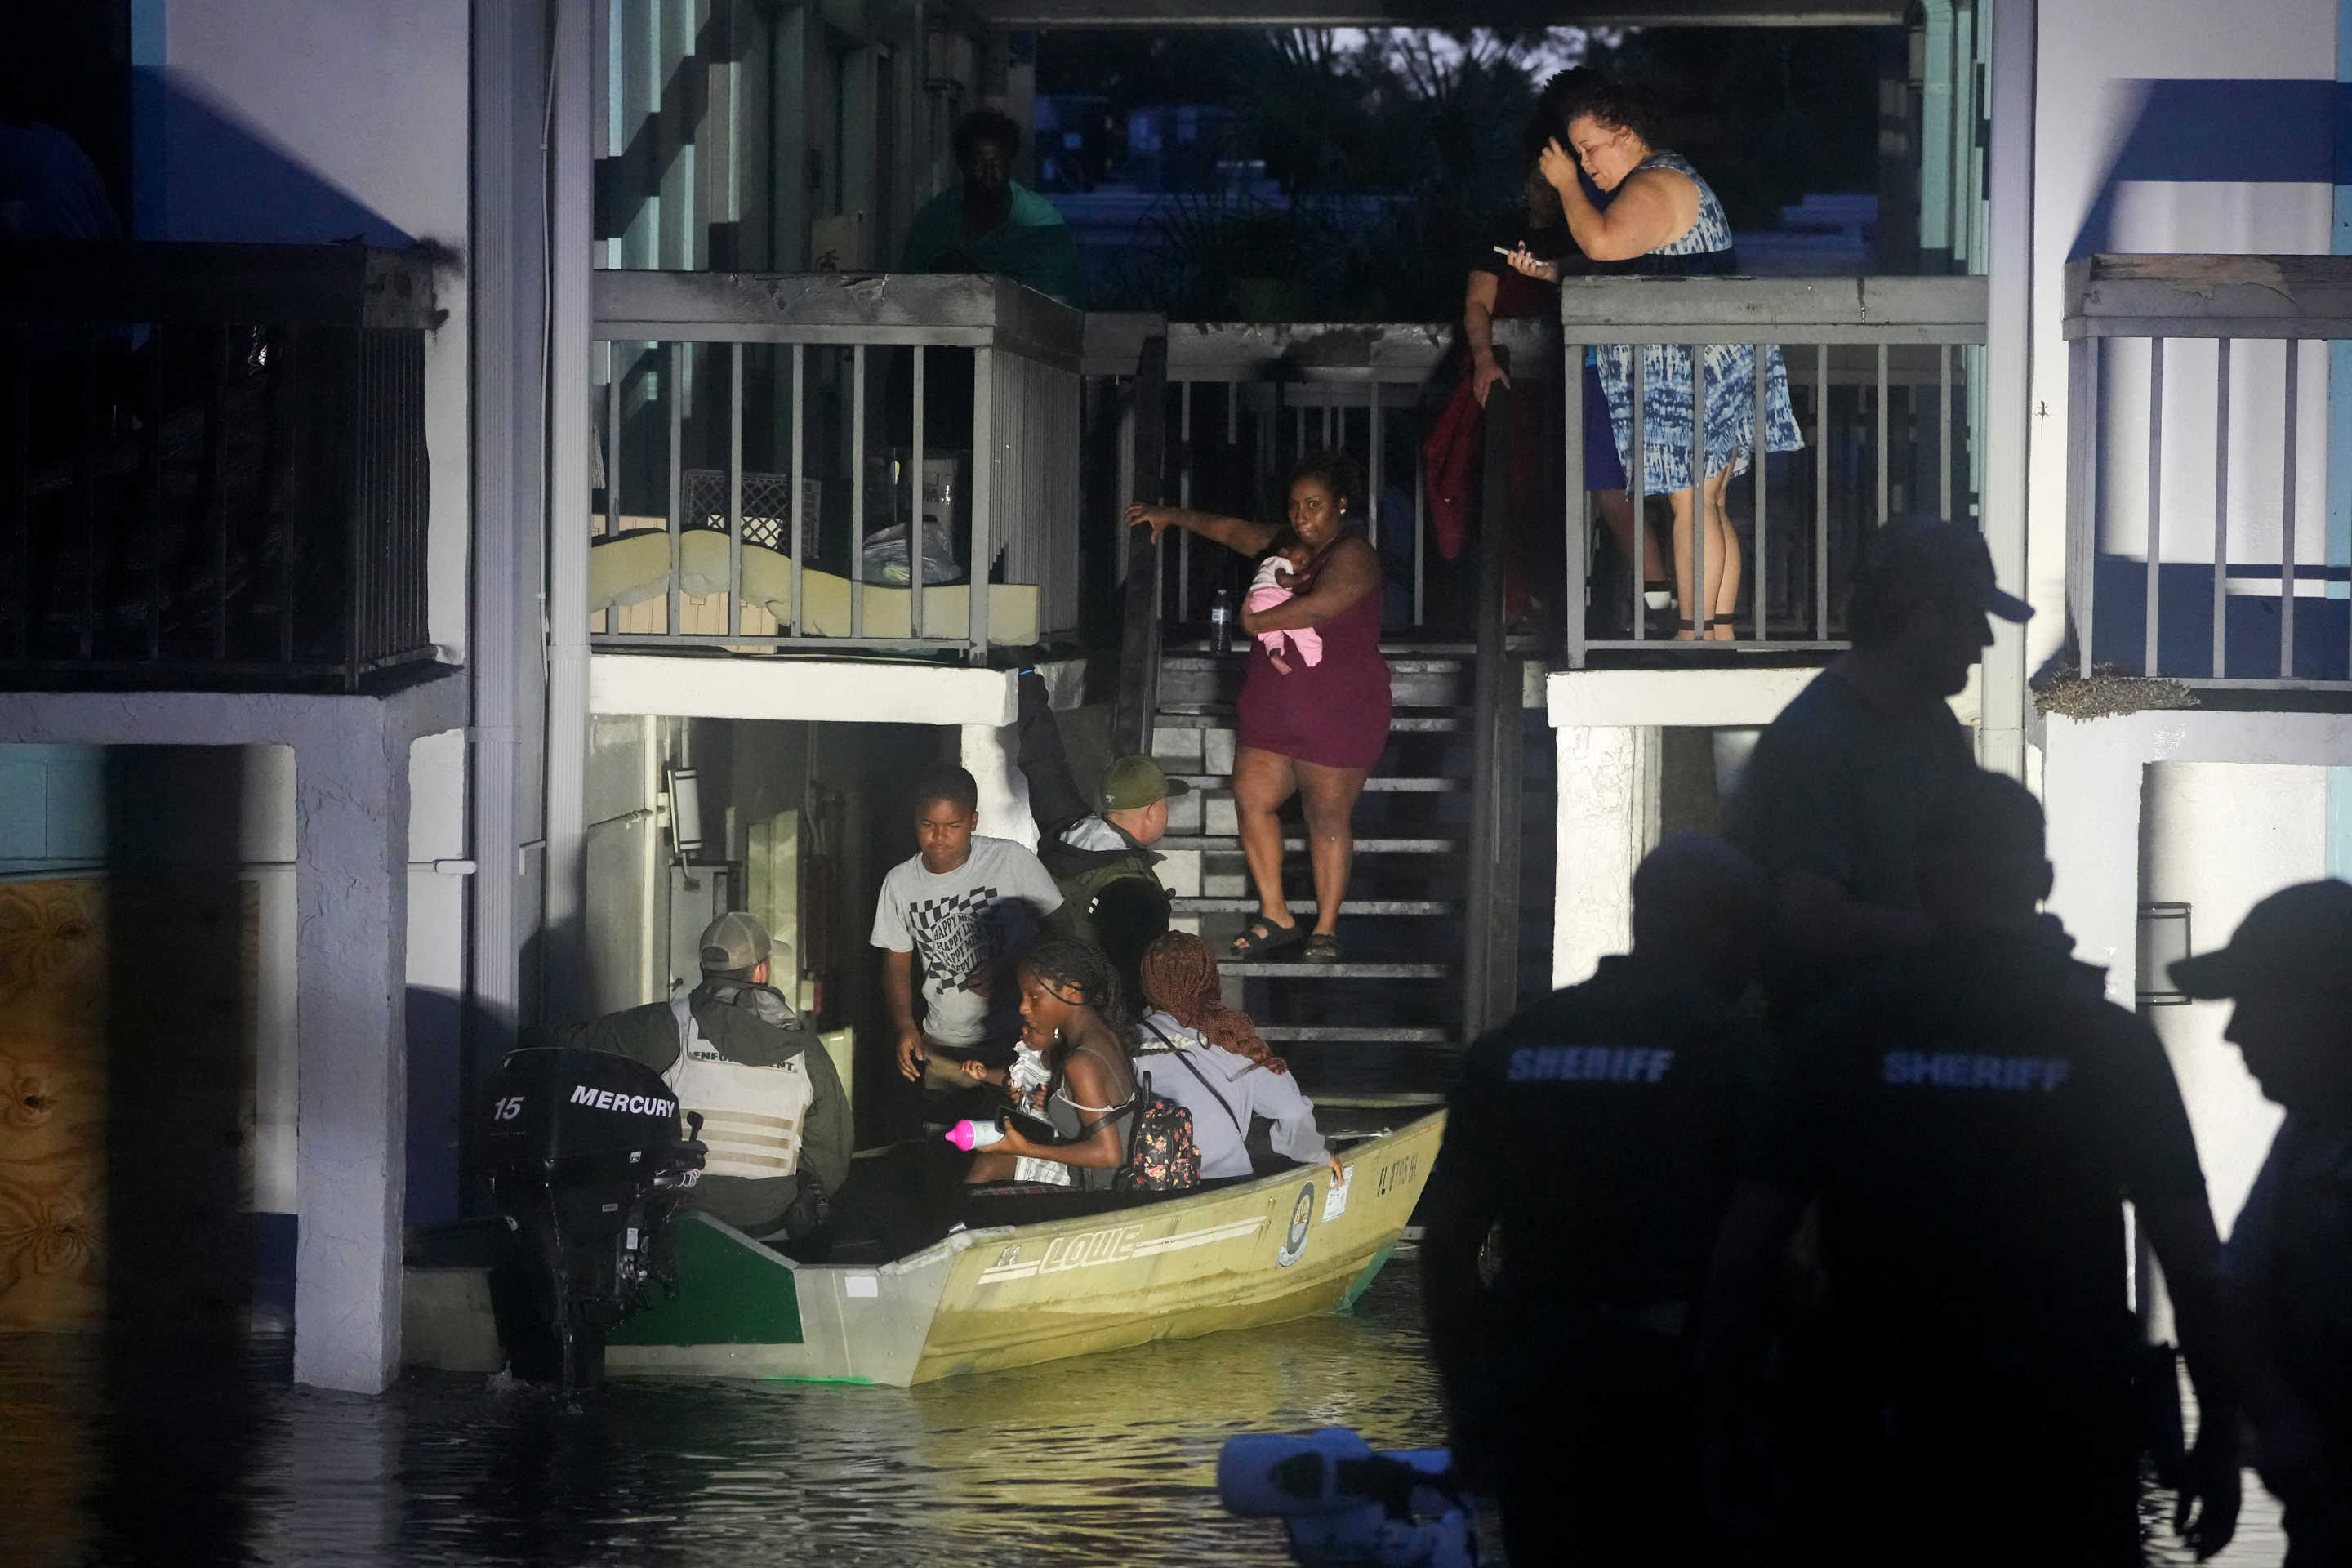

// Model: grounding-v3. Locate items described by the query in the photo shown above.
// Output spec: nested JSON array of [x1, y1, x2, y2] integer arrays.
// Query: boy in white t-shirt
[[870, 765, 1064, 1122]]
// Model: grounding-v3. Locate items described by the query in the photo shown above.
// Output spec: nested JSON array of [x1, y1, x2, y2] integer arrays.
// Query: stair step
[[1223, 960, 1450, 978], [1169, 774, 1464, 792], [1153, 710, 1463, 733], [1173, 898, 1455, 915], [1159, 835, 1460, 853], [1259, 1025, 1454, 1045]]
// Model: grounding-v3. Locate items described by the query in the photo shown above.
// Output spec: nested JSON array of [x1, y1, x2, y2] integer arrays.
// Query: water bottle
[[1209, 586, 1236, 654], [945, 1119, 1004, 1152]]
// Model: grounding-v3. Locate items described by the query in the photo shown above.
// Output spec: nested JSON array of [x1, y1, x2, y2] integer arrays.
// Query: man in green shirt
[[899, 107, 1081, 305], [554, 912, 850, 1245]]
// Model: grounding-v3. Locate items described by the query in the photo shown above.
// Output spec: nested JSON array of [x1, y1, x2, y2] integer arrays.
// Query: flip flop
[[1300, 934, 1342, 962], [1230, 915, 1306, 958]]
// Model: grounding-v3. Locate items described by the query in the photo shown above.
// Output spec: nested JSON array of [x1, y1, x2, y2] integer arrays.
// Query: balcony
[[587, 271, 1085, 662], [1558, 275, 1989, 666], [1085, 279, 1989, 667], [2064, 254, 2352, 689], [0, 243, 440, 691]]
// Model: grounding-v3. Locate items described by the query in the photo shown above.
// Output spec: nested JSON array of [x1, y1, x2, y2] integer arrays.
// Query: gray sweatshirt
[[1134, 1011, 1330, 1181]]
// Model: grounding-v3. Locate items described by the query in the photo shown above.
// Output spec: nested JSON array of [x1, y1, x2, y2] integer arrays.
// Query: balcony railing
[[2065, 254, 2352, 688], [588, 271, 1083, 662], [0, 243, 439, 690], [1086, 316, 1561, 636], [1561, 275, 1989, 666]]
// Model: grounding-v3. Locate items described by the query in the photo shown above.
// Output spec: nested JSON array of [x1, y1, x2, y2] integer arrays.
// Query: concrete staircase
[[1142, 643, 1553, 1103]]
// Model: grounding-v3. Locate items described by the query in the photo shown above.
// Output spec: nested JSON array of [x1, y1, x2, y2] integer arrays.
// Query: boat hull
[[404, 1111, 1444, 1387]]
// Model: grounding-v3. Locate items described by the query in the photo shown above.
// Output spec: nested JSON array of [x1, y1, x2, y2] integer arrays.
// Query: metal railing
[[1088, 317, 1561, 637], [1561, 275, 1989, 666], [589, 271, 1084, 662], [0, 243, 438, 690], [2065, 255, 2352, 688]]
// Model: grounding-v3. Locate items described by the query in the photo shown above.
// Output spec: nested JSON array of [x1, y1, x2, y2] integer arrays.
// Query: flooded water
[[1, 1254, 2289, 1566]]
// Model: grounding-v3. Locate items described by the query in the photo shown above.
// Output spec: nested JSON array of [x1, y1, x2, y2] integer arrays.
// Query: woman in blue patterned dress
[[1530, 75, 1803, 640]]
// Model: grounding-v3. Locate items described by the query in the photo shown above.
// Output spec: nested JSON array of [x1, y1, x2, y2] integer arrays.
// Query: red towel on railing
[[1421, 376, 1481, 562]]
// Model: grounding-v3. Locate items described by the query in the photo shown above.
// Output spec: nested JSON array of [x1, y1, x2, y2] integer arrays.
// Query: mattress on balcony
[[587, 528, 1040, 645]]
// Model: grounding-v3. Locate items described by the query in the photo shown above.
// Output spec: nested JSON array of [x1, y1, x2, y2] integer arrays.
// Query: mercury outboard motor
[[479, 1046, 706, 1392]]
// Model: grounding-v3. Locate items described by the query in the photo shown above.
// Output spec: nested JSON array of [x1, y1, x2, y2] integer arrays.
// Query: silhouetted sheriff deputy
[[2173, 880, 2352, 1566], [1421, 834, 1770, 1565], [1724, 517, 2033, 1020], [556, 912, 850, 1245], [1699, 772, 2241, 1566]]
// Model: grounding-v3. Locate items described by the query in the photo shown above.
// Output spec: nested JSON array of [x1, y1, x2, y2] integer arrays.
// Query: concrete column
[[1979, 0, 2034, 782], [292, 707, 413, 1393], [1552, 726, 1659, 988], [2040, 714, 2146, 1011], [962, 722, 1036, 852]]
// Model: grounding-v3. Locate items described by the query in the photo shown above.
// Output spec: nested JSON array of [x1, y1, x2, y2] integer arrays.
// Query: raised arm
[[1463, 270, 1510, 406], [1125, 501, 1279, 559], [1239, 536, 1378, 635], [1538, 141, 1699, 264]]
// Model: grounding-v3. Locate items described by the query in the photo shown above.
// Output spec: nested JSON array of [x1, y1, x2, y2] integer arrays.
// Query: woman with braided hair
[[1133, 933, 1342, 1182], [960, 938, 1139, 1192]]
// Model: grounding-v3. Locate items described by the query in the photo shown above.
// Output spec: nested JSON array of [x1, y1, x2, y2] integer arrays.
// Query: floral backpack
[[1115, 1088, 1202, 1192]]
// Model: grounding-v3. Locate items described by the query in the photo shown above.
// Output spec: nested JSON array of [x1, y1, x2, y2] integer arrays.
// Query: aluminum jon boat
[[404, 1110, 1442, 1387]]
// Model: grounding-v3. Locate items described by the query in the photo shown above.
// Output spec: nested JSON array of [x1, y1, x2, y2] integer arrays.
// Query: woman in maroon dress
[[1126, 454, 1392, 962]]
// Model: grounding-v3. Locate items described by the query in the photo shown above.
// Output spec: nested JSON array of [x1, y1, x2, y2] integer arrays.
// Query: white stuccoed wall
[[2141, 763, 2326, 1233], [2043, 710, 2352, 1238], [2024, 0, 2338, 675]]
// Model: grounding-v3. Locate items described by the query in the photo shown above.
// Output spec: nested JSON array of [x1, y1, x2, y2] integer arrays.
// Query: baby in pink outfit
[[1247, 540, 1322, 674]]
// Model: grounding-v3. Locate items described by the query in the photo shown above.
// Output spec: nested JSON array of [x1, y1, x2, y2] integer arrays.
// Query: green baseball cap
[[699, 911, 773, 973], [1098, 755, 1191, 812]]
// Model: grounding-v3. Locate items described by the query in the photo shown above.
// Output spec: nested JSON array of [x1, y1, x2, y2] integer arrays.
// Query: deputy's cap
[[2170, 880, 2352, 999], [1854, 518, 2034, 623], [1099, 755, 1191, 813], [698, 911, 772, 973]]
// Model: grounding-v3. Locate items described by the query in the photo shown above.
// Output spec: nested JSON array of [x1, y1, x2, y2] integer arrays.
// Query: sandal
[[1230, 915, 1306, 959], [1300, 934, 1342, 963]]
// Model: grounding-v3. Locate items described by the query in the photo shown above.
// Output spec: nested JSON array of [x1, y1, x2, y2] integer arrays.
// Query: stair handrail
[[1461, 371, 1526, 1041], [1113, 332, 1170, 757]]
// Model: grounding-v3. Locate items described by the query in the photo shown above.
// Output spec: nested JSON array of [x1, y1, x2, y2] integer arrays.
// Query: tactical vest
[[1058, 852, 1165, 944], [663, 996, 813, 1182]]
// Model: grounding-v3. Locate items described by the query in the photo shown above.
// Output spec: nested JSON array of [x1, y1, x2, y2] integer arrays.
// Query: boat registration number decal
[[1375, 1153, 1419, 1198], [978, 1217, 1268, 1284]]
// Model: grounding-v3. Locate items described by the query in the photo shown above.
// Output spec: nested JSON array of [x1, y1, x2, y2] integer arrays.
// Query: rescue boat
[[403, 1110, 1442, 1386]]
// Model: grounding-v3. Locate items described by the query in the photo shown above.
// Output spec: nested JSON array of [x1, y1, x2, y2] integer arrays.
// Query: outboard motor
[[479, 1046, 706, 1392]]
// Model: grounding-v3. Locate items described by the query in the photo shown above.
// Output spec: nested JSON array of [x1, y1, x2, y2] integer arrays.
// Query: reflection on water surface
[[0, 1255, 2288, 1566]]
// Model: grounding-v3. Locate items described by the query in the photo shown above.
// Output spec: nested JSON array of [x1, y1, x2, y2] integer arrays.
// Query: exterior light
[[2137, 902, 2192, 1007], [666, 767, 704, 861]]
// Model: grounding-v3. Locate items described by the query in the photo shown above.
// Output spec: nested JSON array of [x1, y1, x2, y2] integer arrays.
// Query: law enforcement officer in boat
[[1419, 833, 1771, 1565], [1015, 670, 1185, 1008], [556, 911, 851, 1248], [2170, 878, 2352, 1565], [1697, 771, 2243, 1566]]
